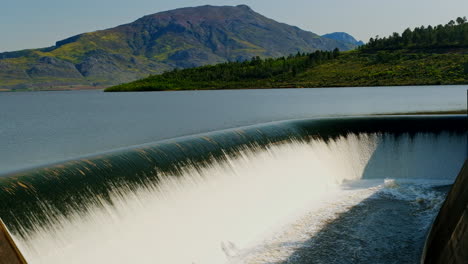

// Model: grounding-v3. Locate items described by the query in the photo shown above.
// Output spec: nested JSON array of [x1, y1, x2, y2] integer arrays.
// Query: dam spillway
[[0, 116, 466, 263]]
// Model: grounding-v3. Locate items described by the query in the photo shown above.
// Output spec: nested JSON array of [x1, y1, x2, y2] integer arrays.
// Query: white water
[[14, 133, 465, 264], [232, 178, 452, 263]]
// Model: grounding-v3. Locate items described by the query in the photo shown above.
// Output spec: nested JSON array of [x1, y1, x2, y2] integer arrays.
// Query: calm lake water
[[0, 85, 466, 174]]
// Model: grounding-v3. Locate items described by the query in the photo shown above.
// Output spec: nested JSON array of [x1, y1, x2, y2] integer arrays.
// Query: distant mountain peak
[[322, 32, 364, 46], [140, 4, 255, 21], [236, 4, 252, 10]]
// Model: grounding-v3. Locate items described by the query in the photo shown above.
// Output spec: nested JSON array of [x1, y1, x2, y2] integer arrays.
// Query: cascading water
[[0, 116, 465, 264]]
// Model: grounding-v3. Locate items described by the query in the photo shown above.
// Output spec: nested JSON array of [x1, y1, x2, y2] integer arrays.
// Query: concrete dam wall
[[0, 219, 26, 264], [422, 159, 468, 264]]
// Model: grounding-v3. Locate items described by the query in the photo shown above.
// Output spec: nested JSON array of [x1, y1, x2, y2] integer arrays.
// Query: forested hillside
[[363, 17, 468, 50], [106, 50, 340, 91]]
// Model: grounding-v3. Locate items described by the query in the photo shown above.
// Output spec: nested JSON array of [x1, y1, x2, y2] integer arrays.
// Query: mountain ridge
[[322, 32, 364, 46], [0, 5, 359, 91]]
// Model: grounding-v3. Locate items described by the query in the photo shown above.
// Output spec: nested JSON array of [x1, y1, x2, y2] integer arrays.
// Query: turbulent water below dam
[[0, 116, 466, 264]]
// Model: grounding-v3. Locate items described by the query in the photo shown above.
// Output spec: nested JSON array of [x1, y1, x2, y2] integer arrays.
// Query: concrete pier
[[0, 219, 26, 264]]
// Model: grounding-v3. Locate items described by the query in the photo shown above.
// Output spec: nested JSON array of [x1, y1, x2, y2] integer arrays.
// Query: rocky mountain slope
[[0, 5, 360, 90]]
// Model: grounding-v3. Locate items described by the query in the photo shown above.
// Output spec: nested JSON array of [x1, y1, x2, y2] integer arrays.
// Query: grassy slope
[[297, 50, 468, 87], [0, 30, 164, 90], [106, 49, 468, 92]]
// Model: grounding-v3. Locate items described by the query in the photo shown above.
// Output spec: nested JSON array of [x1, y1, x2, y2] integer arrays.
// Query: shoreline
[[1, 83, 467, 93], [104, 82, 468, 93], [374, 110, 466, 115]]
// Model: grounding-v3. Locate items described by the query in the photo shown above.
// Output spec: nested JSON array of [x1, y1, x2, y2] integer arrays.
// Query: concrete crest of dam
[[0, 115, 466, 264]]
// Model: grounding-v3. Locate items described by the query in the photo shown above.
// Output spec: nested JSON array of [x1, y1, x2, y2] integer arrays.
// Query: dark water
[[0, 85, 466, 174]]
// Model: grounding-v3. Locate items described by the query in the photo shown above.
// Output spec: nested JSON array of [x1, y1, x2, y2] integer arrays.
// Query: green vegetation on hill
[[107, 18, 468, 92], [363, 17, 468, 50], [106, 50, 340, 91]]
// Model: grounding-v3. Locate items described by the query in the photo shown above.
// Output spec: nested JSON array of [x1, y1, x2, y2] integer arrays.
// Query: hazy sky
[[1, 0, 467, 52]]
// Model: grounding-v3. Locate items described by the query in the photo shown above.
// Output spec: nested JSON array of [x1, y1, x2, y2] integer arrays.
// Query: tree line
[[106, 49, 341, 91], [361, 17, 468, 50], [158, 49, 340, 82]]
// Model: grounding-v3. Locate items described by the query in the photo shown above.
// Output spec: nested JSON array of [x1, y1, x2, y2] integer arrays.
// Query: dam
[[0, 115, 466, 263]]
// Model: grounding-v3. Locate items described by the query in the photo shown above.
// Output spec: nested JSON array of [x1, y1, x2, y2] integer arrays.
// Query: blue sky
[[1, 0, 468, 52]]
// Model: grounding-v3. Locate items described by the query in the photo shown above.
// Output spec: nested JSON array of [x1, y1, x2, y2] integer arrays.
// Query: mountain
[[107, 18, 468, 92], [322, 32, 364, 46], [0, 5, 359, 91]]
